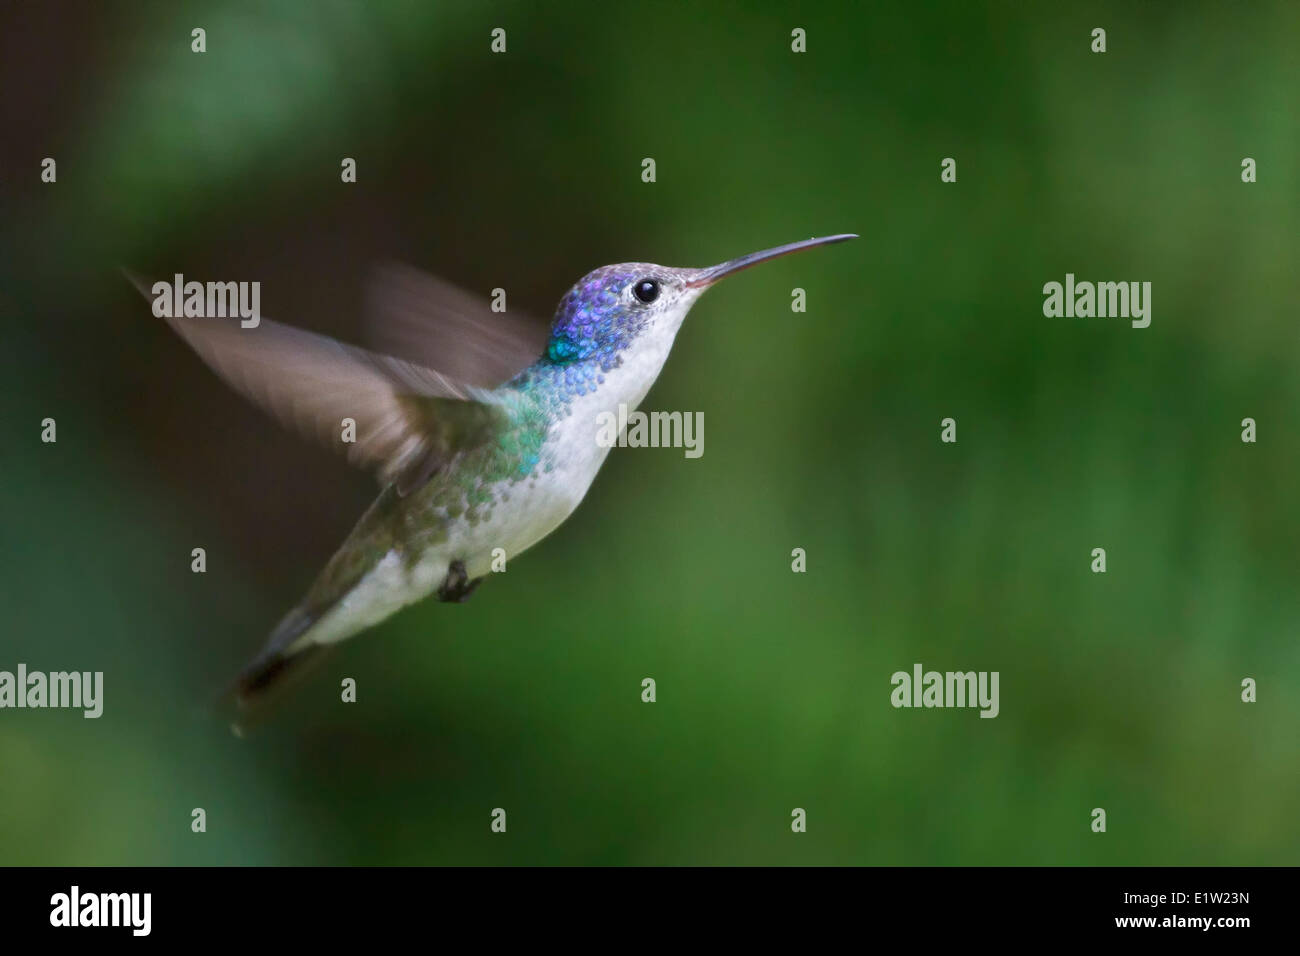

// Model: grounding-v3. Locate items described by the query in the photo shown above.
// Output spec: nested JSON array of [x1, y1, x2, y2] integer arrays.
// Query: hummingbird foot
[[437, 560, 483, 603]]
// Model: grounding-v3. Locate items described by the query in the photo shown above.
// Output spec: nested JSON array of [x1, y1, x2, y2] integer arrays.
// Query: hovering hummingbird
[[133, 234, 856, 707]]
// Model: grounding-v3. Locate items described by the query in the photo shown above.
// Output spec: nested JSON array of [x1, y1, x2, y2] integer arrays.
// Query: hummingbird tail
[[229, 605, 331, 719]]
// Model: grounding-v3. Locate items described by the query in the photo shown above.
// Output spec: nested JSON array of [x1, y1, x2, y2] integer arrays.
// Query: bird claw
[[437, 559, 482, 603]]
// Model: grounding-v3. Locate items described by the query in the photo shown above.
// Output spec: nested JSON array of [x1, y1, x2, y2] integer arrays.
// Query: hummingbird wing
[[363, 261, 550, 389], [127, 273, 508, 496]]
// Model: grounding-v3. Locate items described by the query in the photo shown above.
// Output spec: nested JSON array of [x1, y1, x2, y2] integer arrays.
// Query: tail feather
[[223, 486, 412, 726], [229, 606, 331, 720]]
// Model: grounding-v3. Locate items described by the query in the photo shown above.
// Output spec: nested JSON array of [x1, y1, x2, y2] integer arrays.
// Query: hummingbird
[[133, 234, 856, 707]]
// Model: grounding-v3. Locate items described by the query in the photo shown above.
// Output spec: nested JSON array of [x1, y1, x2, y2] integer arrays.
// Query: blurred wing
[[127, 272, 507, 496], [364, 262, 549, 389]]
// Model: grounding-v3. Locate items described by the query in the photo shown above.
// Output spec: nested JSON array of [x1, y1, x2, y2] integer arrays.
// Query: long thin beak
[[685, 233, 858, 288]]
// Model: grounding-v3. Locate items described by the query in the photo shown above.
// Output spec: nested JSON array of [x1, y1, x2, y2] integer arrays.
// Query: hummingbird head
[[543, 234, 857, 372]]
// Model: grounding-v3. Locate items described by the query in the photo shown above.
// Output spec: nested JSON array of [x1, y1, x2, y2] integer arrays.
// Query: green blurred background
[[1, 0, 1297, 865]]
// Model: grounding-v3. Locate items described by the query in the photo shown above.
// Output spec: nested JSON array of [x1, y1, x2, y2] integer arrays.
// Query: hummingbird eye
[[632, 278, 660, 304]]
